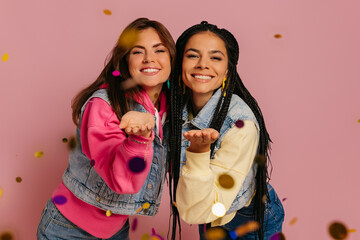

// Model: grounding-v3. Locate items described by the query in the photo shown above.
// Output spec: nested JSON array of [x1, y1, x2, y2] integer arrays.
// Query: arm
[[176, 120, 259, 224], [81, 98, 155, 194]]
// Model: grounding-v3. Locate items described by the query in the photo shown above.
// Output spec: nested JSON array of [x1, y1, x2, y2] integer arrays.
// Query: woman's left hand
[[183, 128, 219, 153]]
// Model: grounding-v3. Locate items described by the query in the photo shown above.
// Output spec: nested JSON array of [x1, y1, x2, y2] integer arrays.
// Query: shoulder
[[225, 94, 258, 128]]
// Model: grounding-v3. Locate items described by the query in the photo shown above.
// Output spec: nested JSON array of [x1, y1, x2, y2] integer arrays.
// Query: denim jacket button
[[147, 184, 152, 189]]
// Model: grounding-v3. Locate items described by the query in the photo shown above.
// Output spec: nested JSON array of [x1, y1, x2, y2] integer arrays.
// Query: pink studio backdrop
[[1, 0, 359, 239]]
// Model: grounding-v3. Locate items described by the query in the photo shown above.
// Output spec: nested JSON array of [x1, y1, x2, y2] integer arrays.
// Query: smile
[[141, 68, 160, 73], [192, 74, 213, 80]]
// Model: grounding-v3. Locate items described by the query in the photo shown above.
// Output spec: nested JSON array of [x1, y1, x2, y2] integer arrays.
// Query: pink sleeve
[[80, 98, 154, 194]]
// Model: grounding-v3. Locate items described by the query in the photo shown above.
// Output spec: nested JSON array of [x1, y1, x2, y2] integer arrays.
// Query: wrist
[[187, 143, 210, 153]]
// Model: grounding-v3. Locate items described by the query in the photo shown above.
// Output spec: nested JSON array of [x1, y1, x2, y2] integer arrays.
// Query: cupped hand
[[183, 128, 219, 153], [119, 111, 154, 138]]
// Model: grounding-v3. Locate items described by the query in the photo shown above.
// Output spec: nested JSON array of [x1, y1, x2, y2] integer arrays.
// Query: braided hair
[[168, 21, 272, 240]]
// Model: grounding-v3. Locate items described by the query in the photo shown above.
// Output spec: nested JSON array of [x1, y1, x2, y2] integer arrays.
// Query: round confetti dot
[[274, 34, 282, 39], [270, 232, 286, 240], [90, 159, 95, 167], [106, 210, 112, 217], [218, 174, 234, 189], [34, 151, 44, 158], [62, 138, 68, 143], [112, 70, 120, 76], [53, 195, 67, 205], [2, 53, 9, 62], [103, 9, 112, 15], [235, 119, 244, 128], [154, 93, 159, 99], [212, 202, 226, 217], [142, 202, 150, 209], [205, 228, 226, 240], [289, 217, 298, 226], [128, 157, 146, 173], [131, 218, 138, 231], [0, 231, 14, 240], [118, 29, 138, 48], [329, 222, 348, 240], [255, 154, 265, 166], [16, 177, 22, 183], [358, 119, 360, 123], [68, 136, 77, 150], [141, 234, 150, 240]]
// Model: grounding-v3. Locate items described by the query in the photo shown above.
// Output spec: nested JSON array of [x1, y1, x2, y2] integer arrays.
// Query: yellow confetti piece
[[348, 229, 356, 233], [106, 210, 112, 217], [274, 34, 282, 39], [154, 93, 159, 99], [118, 29, 139, 49], [212, 202, 225, 217], [254, 154, 265, 166], [262, 194, 267, 203], [34, 151, 44, 158], [151, 237, 161, 240], [2, 53, 9, 62], [218, 174, 234, 189], [142, 202, 150, 209], [97, 197, 101, 202], [141, 234, 150, 240], [0, 231, 14, 240], [329, 221, 348, 240], [358, 119, 360, 123], [204, 228, 226, 240], [172, 201, 177, 208], [16, 177, 22, 183], [0, 188, 3, 197], [68, 136, 77, 150], [136, 207, 142, 213], [289, 217, 298, 226], [103, 9, 112, 15]]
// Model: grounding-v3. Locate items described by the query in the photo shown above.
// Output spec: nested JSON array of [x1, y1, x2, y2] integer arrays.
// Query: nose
[[195, 57, 209, 69], [143, 52, 155, 63]]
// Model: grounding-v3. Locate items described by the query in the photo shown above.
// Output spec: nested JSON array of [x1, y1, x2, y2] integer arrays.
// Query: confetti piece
[[112, 70, 120, 76], [68, 136, 77, 150], [218, 174, 234, 189], [151, 228, 164, 240], [141, 234, 150, 240], [34, 151, 44, 158], [274, 34, 282, 39], [106, 210, 112, 217], [53, 195, 67, 205], [282, 198, 287, 202], [154, 93, 159, 99], [128, 157, 146, 173], [269, 232, 286, 240], [136, 207, 142, 213], [16, 177, 22, 183], [212, 202, 226, 217], [229, 221, 260, 239], [2, 53, 9, 62], [172, 201, 177, 208], [118, 29, 139, 49], [254, 154, 265, 166], [62, 138, 68, 143], [90, 159, 95, 166], [289, 217, 298, 226], [131, 218, 138, 231], [235, 120, 244, 128], [358, 119, 360, 123], [204, 228, 226, 240], [0, 188, 2, 197], [348, 229, 356, 233], [97, 197, 101, 202], [0, 231, 14, 240], [329, 222, 348, 240], [142, 202, 150, 209], [262, 194, 267, 203], [103, 9, 112, 15]]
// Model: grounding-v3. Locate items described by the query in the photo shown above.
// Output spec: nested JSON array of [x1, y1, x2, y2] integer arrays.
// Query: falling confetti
[[235, 119, 244, 128], [53, 195, 67, 205], [151, 228, 164, 240], [229, 221, 260, 239], [118, 29, 139, 48], [218, 174, 234, 189], [2, 53, 9, 62], [172, 201, 177, 208], [269, 232, 286, 240], [329, 222, 348, 240], [62, 138, 68, 143], [112, 70, 120, 76], [254, 154, 265, 166], [274, 34, 282, 39], [289, 217, 298, 226], [128, 157, 146, 173], [142, 202, 150, 209], [141, 234, 150, 240], [131, 218, 138, 231], [34, 151, 44, 158], [154, 93, 159, 99], [90, 159, 96, 167], [282, 198, 287, 202], [358, 119, 360, 123], [68, 136, 77, 150], [348, 229, 356, 233], [204, 228, 226, 240], [212, 202, 226, 217], [106, 210, 112, 217], [97, 197, 101, 202], [16, 177, 22, 183], [103, 9, 112, 15], [136, 207, 143, 213], [0, 231, 14, 240], [0, 188, 3, 197], [262, 194, 267, 203]]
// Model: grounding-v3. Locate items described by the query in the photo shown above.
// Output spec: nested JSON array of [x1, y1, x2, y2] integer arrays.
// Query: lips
[[192, 74, 213, 80], [140, 68, 160, 73]]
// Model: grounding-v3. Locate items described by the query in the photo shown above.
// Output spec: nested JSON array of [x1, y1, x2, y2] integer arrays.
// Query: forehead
[[133, 27, 162, 45], [185, 31, 227, 54]]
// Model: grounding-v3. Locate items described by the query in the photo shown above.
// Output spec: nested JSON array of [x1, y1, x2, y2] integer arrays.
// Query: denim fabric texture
[[199, 183, 285, 240], [37, 199, 130, 240], [180, 88, 260, 214], [62, 89, 169, 216]]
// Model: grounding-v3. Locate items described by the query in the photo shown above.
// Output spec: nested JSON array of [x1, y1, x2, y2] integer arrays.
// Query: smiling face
[[127, 27, 171, 91], [182, 31, 228, 103]]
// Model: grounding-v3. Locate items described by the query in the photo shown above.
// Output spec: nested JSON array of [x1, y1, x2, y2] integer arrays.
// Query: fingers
[[183, 129, 219, 144]]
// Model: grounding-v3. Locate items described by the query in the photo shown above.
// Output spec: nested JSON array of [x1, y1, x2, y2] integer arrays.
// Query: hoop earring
[[221, 77, 227, 97]]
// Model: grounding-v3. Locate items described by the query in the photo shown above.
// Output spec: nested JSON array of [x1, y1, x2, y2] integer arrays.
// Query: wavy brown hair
[[71, 18, 175, 125]]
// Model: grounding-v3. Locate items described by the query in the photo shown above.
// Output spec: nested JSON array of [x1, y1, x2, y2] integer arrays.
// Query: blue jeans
[[199, 184, 284, 240], [37, 199, 130, 240]]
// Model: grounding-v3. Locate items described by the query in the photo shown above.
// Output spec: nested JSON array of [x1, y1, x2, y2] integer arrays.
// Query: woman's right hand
[[119, 111, 155, 138], [183, 128, 219, 153]]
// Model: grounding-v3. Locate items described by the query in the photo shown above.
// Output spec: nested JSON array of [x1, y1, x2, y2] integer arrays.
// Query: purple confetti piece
[[235, 120, 244, 128], [128, 157, 146, 173], [131, 218, 138, 231], [53, 195, 67, 205], [282, 198, 287, 202]]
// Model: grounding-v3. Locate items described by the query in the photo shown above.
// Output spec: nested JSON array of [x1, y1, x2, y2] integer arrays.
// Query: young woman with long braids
[[37, 18, 175, 239], [169, 22, 284, 240]]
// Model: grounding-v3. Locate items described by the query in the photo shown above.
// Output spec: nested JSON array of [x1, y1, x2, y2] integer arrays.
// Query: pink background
[[1, 0, 359, 239]]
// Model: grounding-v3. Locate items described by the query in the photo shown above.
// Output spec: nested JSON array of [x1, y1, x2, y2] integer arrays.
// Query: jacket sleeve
[[81, 98, 154, 194], [176, 120, 259, 225]]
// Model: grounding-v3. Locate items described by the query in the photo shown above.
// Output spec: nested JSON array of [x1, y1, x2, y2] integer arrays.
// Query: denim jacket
[[62, 89, 168, 216], [180, 88, 259, 214]]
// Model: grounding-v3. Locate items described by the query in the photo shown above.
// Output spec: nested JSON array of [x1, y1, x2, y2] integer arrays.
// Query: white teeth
[[142, 68, 159, 73], [194, 75, 212, 80]]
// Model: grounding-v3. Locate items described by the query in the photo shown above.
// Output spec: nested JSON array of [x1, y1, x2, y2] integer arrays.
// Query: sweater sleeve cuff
[[184, 149, 212, 175]]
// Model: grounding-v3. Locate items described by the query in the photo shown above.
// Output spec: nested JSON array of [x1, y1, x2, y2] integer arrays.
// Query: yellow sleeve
[[176, 120, 259, 226]]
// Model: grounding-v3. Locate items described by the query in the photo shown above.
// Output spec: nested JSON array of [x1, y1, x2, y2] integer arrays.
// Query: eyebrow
[[185, 48, 225, 57], [132, 43, 165, 49]]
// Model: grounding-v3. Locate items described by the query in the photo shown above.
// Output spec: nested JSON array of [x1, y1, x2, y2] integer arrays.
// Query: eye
[[131, 49, 144, 55], [186, 54, 198, 59], [211, 56, 222, 61], [156, 49, 166, 53]]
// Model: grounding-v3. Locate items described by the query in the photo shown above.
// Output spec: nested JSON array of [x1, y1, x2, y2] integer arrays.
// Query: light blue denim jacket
[[180, 88, 259, 214], [62, 89, 168, 216]]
